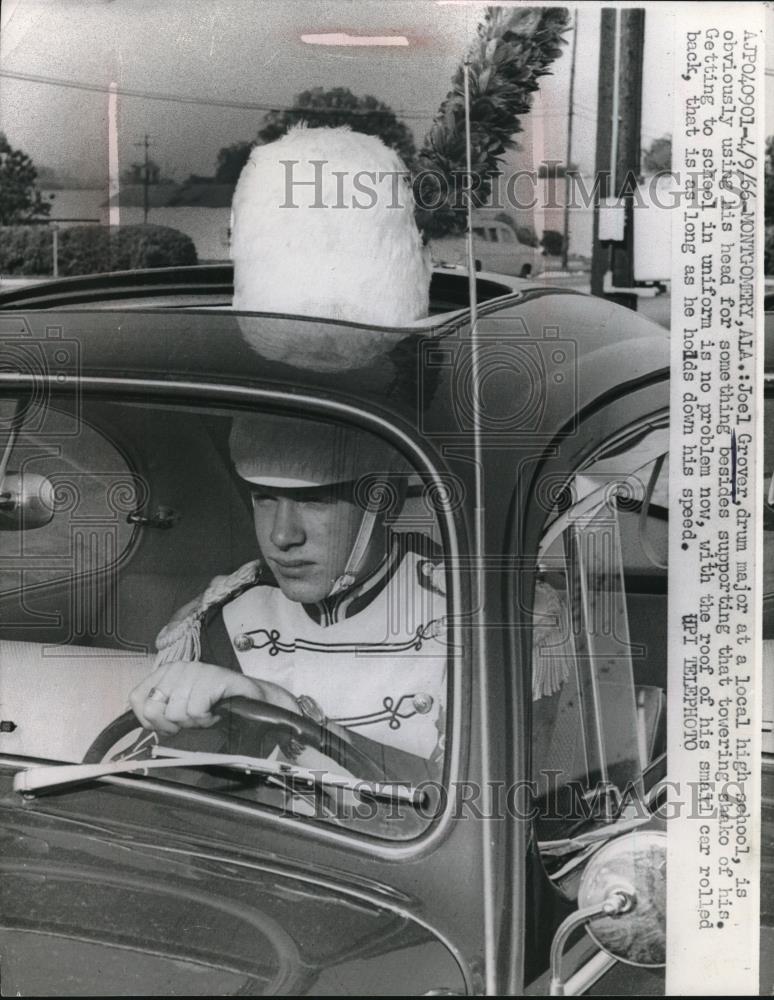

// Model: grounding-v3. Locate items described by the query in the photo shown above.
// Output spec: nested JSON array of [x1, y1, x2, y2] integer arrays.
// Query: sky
[[0, 0, 680, 188]]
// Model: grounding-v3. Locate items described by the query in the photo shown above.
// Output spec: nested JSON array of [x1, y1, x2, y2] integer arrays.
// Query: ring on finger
[[147, 686, 170, 705]]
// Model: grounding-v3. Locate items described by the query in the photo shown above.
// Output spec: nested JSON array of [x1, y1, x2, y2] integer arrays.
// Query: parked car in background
[[430, 213, 543, 279]]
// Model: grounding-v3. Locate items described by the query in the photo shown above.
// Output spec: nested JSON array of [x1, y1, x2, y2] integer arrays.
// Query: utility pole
[[134, 133, 152, 224], [611, 8, 645, 300], [590, 9, 616, 299], [562, 9, 578, 272], [590, 9, 645, 310], [108, 82, 120, 228]]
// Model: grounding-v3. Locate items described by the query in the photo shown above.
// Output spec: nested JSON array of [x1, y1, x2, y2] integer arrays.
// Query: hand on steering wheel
[[85, 665, 388, 782], [128, 660, 297, 734]]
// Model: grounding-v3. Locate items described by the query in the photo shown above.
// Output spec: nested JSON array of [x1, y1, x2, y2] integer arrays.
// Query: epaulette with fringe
[[154, 560, 262, 667], [531, 580, 573, 701]]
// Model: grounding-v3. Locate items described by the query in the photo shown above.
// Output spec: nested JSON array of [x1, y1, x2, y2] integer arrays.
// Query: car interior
[[0, 392, 450, 838]]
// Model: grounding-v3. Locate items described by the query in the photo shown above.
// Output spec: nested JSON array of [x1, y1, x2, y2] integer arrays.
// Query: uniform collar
[[303, 535, 400, 627]]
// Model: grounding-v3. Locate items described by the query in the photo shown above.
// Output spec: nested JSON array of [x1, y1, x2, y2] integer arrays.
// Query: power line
[[0, 67, 597, 124], [0, 68, 435, 120]]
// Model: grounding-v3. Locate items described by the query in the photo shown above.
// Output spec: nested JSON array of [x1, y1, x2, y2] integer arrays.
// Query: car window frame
[[502, 377, 669, 993], [0, 371, 471, 862]]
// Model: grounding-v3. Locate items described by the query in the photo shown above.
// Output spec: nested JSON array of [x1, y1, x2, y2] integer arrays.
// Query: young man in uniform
[[129, 413, 447, 773], [129, 125, 446, 779]]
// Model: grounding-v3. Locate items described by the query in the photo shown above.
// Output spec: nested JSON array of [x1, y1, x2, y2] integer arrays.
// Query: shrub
[[58, 224, 198, 275], [57, 226, 109, 276], [0, 223, 198, 276], [0, 225, 53, 275]]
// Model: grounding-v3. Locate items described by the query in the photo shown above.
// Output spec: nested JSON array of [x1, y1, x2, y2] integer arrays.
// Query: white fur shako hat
[[229, 411, 407, 490], [230, 125, 430, 325]]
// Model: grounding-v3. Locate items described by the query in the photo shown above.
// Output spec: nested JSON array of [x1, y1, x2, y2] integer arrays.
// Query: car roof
[[0, 272, 669, 447], [0, 264, 528, 313]]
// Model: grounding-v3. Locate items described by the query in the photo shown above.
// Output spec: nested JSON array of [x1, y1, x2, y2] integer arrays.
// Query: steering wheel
[[83, 695, 387, 782]]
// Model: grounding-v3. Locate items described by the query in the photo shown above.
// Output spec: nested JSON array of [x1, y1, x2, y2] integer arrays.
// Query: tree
[[0, 133, 51, 225], [214, 8, 570, 243], [642, 135, 671, 175], [214, 87, 417, 184], [257, 87, 416, 166], [215, 142, 253, 184], [414, 6, 571, 238]]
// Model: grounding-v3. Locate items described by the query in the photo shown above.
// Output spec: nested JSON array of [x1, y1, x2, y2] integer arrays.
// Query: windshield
[[0, 1, 576, 290], [0, 0, 484, 277]]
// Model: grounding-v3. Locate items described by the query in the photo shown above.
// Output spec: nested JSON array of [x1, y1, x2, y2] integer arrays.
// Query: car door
[[507, 378, 670, 995], [0, 379, 485, 995]]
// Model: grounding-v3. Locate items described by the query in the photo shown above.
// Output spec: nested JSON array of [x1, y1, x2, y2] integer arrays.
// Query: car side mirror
[[577, 829, 666, 966], [549, 830, 666, 994], [0, 472, 56, 530]]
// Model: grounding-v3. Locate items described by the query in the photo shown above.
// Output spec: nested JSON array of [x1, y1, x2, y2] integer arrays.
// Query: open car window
[[0, 392, 454, 842], [530, 421, 669, 888]]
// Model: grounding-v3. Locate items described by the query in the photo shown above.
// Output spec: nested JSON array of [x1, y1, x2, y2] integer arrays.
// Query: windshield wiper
[[13, 745, 425, 805]]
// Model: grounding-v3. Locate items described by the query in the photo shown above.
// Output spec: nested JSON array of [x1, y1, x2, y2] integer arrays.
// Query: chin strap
[[327, 508, 378, 597]]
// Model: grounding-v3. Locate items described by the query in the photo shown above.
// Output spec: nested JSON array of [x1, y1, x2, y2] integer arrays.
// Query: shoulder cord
[[154, 559, 262, 667]]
